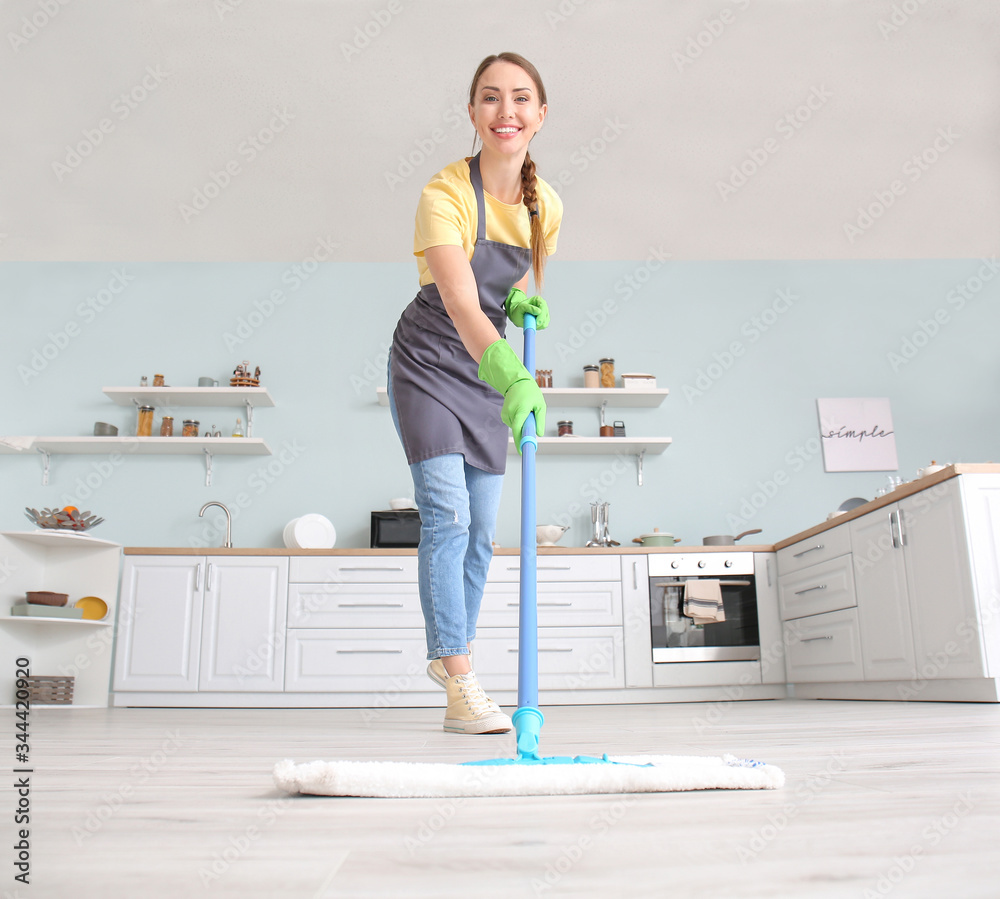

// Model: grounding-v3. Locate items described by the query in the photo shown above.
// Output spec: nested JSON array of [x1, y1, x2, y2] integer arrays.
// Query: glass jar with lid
[[136, 406, 154, 437]]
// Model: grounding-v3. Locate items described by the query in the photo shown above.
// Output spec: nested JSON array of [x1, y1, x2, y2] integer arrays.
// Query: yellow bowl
[[75, 596, 108, 620]]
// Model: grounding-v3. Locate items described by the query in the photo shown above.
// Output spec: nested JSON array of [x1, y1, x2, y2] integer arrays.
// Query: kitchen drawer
[[477, 581, 623, 627], [472, 627, 625, 690], [284, 628, 429, 692], [287, 584, 423, 628], [289, 556, 417, 584], [784, 608, 864, 683], [778, 554, 856, 621], [776, 524, 852, 576], [487, 554, 620, 583]]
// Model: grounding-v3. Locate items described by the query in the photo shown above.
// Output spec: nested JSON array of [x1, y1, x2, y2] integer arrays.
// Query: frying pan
[[702, 528, 762, 546]]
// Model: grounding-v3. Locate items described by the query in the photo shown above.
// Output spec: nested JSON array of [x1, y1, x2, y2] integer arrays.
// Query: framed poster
[[816, 398, 899, 472]]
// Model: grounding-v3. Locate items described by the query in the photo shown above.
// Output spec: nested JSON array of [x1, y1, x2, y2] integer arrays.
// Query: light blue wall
[[2, 259, 996, 549]]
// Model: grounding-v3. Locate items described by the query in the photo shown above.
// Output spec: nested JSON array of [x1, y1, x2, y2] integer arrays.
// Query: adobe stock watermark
[[51, 65, 170, 182], [736, 750, 848, 862], [7, 0, 73, 52], [724, 437, 822, 531], [221, 235, 339, 350], [544, 0, 589, 29], [552, 247, 670, 362], [384, 101, 468, 191], [198, 796, 295, 887], [682, 288, 799, 404], [863, 792, 975, 897], [672, 0, 753, 72], [340, 0, 404, 62], [717, 85, 832, 201], [842, 128, 960, 244], [178, 108, 295, 224], [877, 0, 931, 40], [71, 730, 182, 846], [17, 268, 135, 386], [885, 257, 999, 372], [548, 118, 628, 192]]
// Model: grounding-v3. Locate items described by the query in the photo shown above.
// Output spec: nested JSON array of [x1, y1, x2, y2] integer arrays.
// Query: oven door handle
[[653, 580, 752, 587]]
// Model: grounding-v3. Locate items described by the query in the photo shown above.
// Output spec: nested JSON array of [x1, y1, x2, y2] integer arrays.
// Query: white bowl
[[536, 524, 569, 546], [283, 514, 336, 549], [389, 497, 416, 510]]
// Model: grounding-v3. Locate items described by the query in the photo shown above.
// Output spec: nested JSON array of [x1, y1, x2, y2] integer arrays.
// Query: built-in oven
[[648, 552, 760, 662]]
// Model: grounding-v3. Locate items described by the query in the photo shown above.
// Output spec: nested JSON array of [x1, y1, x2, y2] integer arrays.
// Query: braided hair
[[469, 52, 549, 290]]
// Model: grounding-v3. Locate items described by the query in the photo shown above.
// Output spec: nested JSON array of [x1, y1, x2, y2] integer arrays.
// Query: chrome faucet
[[199, 501, 233, 548]]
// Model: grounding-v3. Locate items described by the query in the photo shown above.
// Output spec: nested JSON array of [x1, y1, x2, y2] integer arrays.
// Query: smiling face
[[468, 60, 547, 159]]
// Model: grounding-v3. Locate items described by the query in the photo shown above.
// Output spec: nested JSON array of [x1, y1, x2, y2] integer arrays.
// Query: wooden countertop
[[123, 544, 776, 556], [773, 463, 999, 550]]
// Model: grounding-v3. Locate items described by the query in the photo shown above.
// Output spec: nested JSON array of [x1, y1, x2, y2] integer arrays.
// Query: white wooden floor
[[18, 698, 1000, 898]]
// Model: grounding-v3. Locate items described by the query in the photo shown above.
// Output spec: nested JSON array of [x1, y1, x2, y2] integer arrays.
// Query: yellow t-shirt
[[413, 158, 563, 286]]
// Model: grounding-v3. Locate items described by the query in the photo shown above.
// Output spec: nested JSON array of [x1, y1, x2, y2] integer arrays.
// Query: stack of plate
[[283, 514, 337, 549]]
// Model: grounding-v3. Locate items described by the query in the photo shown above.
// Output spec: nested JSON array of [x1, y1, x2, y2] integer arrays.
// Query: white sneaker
[[443, 672, 511, 734], [426, 658, 448, 688]]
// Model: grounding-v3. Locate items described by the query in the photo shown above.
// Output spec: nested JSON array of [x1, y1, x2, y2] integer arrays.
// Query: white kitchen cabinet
[[784, 608, 865, 683], [113, 554, 288, 694], [199, 557, 288, 691], [114, 556, 203, 692], [0, 531, 121, 707], [849, 507, 917, 681]]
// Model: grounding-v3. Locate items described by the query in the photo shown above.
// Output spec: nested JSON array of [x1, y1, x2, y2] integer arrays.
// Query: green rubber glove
[[478, 338, 547, 450], [504, 287, 550, 330]]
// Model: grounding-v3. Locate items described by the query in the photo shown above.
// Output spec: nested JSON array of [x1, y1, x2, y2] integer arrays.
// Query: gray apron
[[390, 154, 532, 474]]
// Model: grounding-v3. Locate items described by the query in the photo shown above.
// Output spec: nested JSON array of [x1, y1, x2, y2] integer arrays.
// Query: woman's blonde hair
[[469, 52, 549, 290]]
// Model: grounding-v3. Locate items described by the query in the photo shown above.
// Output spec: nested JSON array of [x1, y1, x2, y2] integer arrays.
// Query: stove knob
[[697, 560, 706, 569], [724, 559, 733, 568], [670, 560, 679, 569]]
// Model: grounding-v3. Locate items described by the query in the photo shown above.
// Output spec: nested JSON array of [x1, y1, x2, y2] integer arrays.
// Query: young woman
[[387, 52, 562, 734]]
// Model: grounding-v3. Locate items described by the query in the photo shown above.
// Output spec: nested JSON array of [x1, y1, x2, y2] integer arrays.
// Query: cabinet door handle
[[506, 565, 572, 571], [338, 602, 405, 608], [633, 560, 639, 590], [195, 563, 202, 590], [206, 563, 214, 592], [889, 511, 899, 549], [896, 508, 907, 547], [793, 544, 825, 558], [335, 649, 404, 654], [793, 584, 827, 596], [801, 635, 833, 642], [507, 647, 574, 653], [506, 601, 573, 607], [338, 566, 405, 572]]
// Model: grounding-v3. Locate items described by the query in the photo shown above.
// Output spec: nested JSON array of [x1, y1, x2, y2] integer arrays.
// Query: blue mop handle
[[513, 312, 544, 757]]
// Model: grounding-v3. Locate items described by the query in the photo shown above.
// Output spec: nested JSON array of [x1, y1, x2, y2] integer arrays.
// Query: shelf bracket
[[204, 448, 214, 487], [636, 450, 645, 487], [245, 401, 255, 437], [37, 448, 51, 486]]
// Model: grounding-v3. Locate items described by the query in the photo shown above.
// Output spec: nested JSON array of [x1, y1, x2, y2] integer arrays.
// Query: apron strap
[[468, 153, 487, 243]]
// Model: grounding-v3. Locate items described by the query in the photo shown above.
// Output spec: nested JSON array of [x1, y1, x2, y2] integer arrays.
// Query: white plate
[[283, 514, 336, 549]]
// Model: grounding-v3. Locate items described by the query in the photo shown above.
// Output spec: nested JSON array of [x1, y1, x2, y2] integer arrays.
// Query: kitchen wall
[[1, 1, 997, 549]]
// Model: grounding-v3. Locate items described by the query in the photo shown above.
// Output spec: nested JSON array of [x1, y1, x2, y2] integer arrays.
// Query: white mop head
[[273, 754, 784, 798]]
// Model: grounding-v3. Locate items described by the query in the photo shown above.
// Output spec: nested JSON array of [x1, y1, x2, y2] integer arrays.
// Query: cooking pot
[[702, 528, 762, 546], [632, 528, 681, 547]]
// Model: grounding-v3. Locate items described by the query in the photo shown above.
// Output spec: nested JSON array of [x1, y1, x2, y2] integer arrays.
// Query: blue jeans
[[388, 357, 504, 659]]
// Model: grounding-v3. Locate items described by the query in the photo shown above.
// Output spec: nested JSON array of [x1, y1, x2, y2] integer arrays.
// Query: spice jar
[[599, 358, 615, 388], [182, 419, 199, 437], [535, 369, 552, 388], [152, 374, 165, 387], [583, 365, 599, 389], [159, 416, 174, 437], [137, 406, 154, 437], [557, 420, 573, 437]]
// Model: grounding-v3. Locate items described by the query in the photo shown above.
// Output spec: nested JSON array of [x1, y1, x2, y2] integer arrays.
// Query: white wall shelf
[[0, 616, 113, 626], [103, 386, 275, 408], [507, 436, 672, 456], [376, 386, 668, 408]]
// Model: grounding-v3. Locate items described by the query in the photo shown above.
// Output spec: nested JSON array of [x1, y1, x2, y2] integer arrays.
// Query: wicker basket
[[25, 676, 74, 705]]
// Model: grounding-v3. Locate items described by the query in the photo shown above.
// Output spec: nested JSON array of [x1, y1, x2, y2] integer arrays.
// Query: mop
[[274, 315, 784, 798]]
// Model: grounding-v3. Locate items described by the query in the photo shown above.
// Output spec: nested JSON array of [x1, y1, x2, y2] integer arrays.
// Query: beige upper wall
[[1, 0, 997, 261]]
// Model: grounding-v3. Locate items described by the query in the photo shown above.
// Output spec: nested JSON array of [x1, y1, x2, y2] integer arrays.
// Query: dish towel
[[683, 579, 725, 625]]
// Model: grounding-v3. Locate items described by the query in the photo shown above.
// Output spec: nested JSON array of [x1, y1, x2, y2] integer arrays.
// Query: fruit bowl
[[24, 507, 105, 531]]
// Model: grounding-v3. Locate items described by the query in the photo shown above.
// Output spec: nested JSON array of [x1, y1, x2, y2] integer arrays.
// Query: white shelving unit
[[1, 387, 275, 485], [0, 530, 122, 708], [377, 385, 671, 484]]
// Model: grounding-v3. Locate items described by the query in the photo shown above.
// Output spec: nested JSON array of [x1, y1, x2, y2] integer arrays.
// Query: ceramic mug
[[198, 377, 219, 387]]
